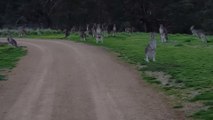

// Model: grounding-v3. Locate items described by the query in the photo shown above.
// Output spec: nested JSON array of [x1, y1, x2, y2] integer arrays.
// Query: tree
[[0, 0, 212, 33]]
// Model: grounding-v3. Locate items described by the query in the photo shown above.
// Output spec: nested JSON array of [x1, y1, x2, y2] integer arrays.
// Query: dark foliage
[[0, 0, 212, 33]]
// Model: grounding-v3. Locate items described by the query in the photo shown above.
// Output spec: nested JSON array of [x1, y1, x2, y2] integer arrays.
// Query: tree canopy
[[0, 0, 212, 33]]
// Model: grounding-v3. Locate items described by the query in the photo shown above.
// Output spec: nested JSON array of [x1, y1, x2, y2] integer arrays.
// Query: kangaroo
[[102, 24, 109, 37], [125, 27, 131, 34], [190, 26, 207, 43], [96, 24, 102, 34], [96, 24, 103, 43], [7, 37, 18, 47], [71, 26, 76, 33], [36, 28, 41, 35], [85, 24, 90, 36], [18, 27, 27, 37], [92, 24, 97, 38], [112, 24, 117, 36], [145, 33, 157, 62], [96, 34, 103, 43], [159, 24, 168, 43]]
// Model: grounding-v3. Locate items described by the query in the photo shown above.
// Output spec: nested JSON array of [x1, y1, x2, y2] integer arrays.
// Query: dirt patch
[[144, 71, 171, 85]]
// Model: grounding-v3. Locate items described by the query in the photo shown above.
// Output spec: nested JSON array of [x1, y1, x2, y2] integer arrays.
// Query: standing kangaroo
[[96, 24, 103, 43], [112, 24, 117, 36], [18, 26, 27, 37], [92, 24, 97, 38], [85, 24, 90, 36], [159, 24, 168, 43], [145, 33, 157, 62]]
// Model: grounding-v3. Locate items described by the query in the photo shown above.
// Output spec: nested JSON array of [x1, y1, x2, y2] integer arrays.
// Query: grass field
[[1, 30, 213, 119], [0, 45, 26, 81], [68, 32, 213, 120]]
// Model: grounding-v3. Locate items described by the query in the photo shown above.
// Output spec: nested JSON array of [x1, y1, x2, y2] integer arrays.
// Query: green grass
[[67, 32, 213, 120], [192, 91, 213, 101], [6, 31, 213, 119], [193, 107, 213, 120], [25, 34, 64, 39], [0, 45, 27, 80], [141, 73, 161, 84], [0, 75, 5, 81], [0, 28, 62, 37]]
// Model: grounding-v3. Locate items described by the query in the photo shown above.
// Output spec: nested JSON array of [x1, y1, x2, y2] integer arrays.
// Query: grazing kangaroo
[[7, 37, 18, 47], [145, 33, 157, 62], [190, 26, 207, 43], [159, 24, 168, 43], [96, 24, 103, 43]]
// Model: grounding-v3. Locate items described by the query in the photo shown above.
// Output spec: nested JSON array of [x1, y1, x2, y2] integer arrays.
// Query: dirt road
[[0, 39, 183, 120]]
